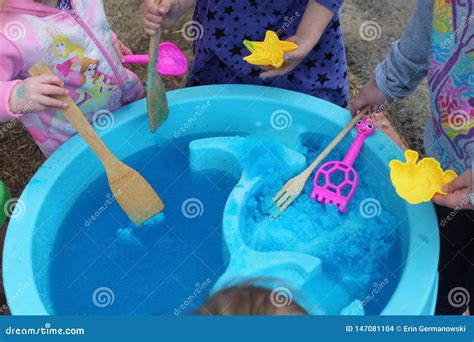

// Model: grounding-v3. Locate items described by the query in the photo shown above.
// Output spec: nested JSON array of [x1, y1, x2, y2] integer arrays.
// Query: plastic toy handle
[[342, 135, 367, 166], [123, 55, 149, 65]]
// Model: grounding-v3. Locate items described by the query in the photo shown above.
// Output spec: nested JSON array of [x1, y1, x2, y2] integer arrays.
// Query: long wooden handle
[[146, 0, 168, 133], [304, 106, 371, 175], [28, 62, 118, 167]]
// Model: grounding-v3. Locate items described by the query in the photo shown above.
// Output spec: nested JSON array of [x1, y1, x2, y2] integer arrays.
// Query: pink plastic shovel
[[311, 119, 376, 213], [123, 42, 188, 77]]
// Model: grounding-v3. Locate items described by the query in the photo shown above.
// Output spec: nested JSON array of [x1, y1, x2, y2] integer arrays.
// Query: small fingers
[[260, 63, 296, 79], [144, 10, 163, 24], [442, 172, 471, 193], [259, 69, 278, 79], [144, 0, 160, 16], [122, 45, 133, 55], [37, 75, 64, 87], [115, 48, 124, 60], [432, 194, 448, 207], [432, 193, 460, 209], [38, 95, 68, 109], [144, 20, 161, 36], [433, 189, 473, 209], [158, 3, 171, 15], [284, 51, 304, 64], [41, 85, 68, 97], [350, 97, 368, 116]]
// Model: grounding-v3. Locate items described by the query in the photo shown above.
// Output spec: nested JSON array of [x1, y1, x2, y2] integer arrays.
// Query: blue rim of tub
[[3, 85, 439, 315]]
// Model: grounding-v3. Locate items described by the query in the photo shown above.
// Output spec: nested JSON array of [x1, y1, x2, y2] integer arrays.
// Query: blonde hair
[[52, 35, 85, 60]]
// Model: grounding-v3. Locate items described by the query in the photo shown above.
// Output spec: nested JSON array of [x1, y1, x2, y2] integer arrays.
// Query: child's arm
[[433, 171, 473, 210], [260, 0, 342, 78], [143, 0, 196, 36], [0, 35, 23, 121], [351, 0, 432, 113], [0, 35, 68, 119], [111, 33, 133, 60]]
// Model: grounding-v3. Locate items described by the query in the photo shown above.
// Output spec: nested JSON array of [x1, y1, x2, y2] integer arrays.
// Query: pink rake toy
[[123, 42, 188, 77], [311, 119, 376, 213]]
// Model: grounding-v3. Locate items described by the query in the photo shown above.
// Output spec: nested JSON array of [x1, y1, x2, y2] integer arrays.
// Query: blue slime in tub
[[48, 134, 400, 315]]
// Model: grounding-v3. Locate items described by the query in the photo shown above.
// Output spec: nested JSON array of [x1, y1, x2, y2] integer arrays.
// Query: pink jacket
[[0, 0, 144, 156]]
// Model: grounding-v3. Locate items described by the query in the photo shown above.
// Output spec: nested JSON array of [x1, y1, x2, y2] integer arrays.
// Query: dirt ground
[[341, 0, 430, 152]]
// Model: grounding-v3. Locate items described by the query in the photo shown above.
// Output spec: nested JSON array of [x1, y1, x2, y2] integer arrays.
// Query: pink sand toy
[[123, 42, 188, 77], [311, 118, 376, 213]]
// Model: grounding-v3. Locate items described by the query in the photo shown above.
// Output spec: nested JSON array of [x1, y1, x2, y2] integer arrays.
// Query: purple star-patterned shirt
[[188, 0, 348, 107], [57, 0, 72, 10]]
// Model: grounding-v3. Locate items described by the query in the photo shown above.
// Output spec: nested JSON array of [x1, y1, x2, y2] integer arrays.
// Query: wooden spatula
[[146, 0, 169, 132], [29, 62, 164, 226]]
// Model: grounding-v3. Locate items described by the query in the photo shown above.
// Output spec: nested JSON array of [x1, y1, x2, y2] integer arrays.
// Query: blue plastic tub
[[3, 85, 439, 315]]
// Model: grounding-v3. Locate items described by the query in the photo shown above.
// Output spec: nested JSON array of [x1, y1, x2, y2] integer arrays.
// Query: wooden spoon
[[29, 62, 164, 226], [146, 0, 169, 132]]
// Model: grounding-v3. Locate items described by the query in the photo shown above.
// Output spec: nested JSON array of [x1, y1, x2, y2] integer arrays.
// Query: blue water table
[[3, 85, 439, 315]]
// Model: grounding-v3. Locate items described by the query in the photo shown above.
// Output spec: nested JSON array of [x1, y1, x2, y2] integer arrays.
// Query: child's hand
[[260, 1, 336, 79], [433, 171, 473, 210], [350, 79, 393, 115], [143, 0, 184, 35], [259, 36, 312, 79], [9, 76, 68, 114], [113, 39, 132, 60]]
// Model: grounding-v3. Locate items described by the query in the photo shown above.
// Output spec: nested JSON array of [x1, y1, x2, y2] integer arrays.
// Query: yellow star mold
[[389, 150, 458, 205], [243, 31, 298, 68]]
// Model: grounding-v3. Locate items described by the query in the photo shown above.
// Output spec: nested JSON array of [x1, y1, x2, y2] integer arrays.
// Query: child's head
[[195, 284, 307, 316]]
